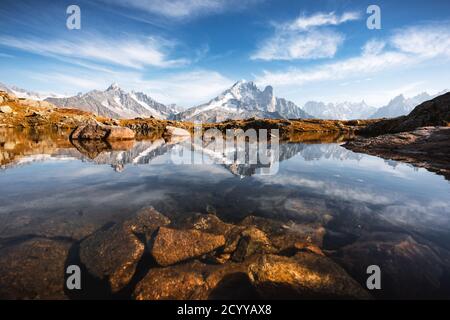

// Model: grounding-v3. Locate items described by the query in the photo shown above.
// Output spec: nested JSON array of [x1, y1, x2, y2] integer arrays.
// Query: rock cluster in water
[[2, 205, 450, 299]]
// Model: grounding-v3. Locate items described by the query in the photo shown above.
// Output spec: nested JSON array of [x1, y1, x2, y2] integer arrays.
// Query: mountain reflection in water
[[1, 128, 450, 299]]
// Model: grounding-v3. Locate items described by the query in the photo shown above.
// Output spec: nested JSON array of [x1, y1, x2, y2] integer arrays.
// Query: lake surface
[[1, 128, 450, 299]]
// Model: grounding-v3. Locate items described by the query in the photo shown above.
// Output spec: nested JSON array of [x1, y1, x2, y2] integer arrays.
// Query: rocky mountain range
[[302, 101, 377, 120], [1, 81, 447, 121], [369, 91, 447, 119], [174, 81, 313, 122], [45, 83, 177, 120]]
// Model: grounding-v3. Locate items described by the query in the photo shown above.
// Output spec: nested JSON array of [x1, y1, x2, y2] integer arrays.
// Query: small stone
[[124, 206, 171, 241], [231, 227, 275, 262], [150, 227, 226, 266], [0, 105, 13, 114], [293, 242, 325, 256]]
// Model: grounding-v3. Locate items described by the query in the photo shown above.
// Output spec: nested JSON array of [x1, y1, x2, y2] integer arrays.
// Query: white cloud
[[0, 34, 188, 69], [251, 11, 359, 61], [251, 30, 344, 61], [285, 11, 361, 31], [362, 39, 386, 56], [391, 25, 450, 57], [103, 0, 262, 19], [255, 24, 450, 87]]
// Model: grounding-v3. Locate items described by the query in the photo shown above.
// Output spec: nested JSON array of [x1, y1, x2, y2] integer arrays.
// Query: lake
[[1, 128, 450, 299]]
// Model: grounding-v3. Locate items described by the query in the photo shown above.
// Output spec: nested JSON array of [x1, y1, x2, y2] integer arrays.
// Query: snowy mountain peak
[[175, 81, 312, 123], [369, 91, 448, 119], [45, 85, 177, 120], [302, 100, 377, 120], [107, 83, 121, 91]]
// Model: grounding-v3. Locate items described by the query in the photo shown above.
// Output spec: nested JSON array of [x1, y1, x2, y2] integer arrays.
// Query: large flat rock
[[150, 227, 226, 266]]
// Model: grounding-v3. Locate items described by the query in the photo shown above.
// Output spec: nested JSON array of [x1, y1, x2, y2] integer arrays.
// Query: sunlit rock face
[[247, 253, 372, 300]]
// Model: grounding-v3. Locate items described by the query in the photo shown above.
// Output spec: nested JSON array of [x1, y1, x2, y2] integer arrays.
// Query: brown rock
[[107, 126, 136, 140], [230, 227, 276, 262], [333, 232, 450, 299], [124, 206, 171, 241], [150, 227, 226, 266], [176, 213, 235, 236], [0, 238, 71, 299], [71, 121, 135, 141], [79, 224, 145, 293], [293, 242, 325, 256], [248, 253, 371, 300], [133, 259, 257, 300], [133, 261, 208, 300], [78, 207, 170, 293], [239, 215, 325, 251]]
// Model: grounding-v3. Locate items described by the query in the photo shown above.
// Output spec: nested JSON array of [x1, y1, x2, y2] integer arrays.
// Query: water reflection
[[1, 128, 450, 299]]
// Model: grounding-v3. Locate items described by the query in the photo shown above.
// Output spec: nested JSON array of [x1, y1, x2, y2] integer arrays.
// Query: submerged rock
[[333, 232, 450, 299], [150, 227, 226, 266], [228, 227, 275, 262], [239, 216, 325, 251], [79, 224, 144, 293], [175, 213, 235, 236], [79, 207, 170, 293], [247, 253, 371, 300], [0, 238, 71, 300], [133, 259, 257, 300], [124, 206, 171, 242]]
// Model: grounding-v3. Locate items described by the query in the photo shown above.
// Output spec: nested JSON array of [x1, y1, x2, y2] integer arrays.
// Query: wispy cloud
[[251, 29, 344, 61], [30, 68, 233, 107], [283, 11, 361, 31], [251, 11, 360, 61], [0, 34, 188, 69], [102, 0, 262, 19], [255, 23, 450, 86]]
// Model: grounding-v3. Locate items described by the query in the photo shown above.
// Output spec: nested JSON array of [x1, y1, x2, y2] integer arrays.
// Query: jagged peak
[[107, 83, 121, 91]]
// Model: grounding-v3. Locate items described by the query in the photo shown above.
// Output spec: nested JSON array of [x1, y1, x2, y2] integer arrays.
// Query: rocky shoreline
[[345, 126, 450, 180], [344, 92, 450, 180]]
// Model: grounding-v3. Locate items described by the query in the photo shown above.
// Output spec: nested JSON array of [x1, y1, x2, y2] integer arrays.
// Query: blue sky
[[1, 0, 450, 107]]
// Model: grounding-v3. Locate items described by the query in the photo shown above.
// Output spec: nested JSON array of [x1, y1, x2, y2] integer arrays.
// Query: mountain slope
[[369, 91, 447, 119], [303, 101, 377, 120], [46, 84, 176, 119], [175, 81, 312, 122], [360, 92, 450, 135]]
